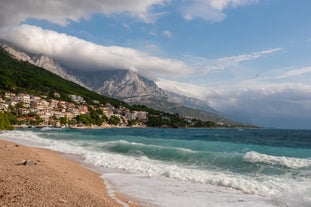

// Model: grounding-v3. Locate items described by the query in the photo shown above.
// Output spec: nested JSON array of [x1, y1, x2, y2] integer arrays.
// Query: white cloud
[[209, 0, 258, 10], [0, 0, 167, 28], [210, 82, 311, 128], [162, 30, 173, 38], [209, 48, 282, 70], [149, 31, 158, 36], [144, 44, 162, 55], [122, 23, 130, 29], [0, 24, 192, 79], [0, 0, 261, 28], [157, 77, 311, 128], [276, 66, 311, 79], [157, 78, 311, 108], [186, 48, 282, 72], [145, 44, 160, 50], [0, 0, 262, 29], [156, 79, 208, 100], [181, 0, 259, 22], [181, 1, 226, 22]]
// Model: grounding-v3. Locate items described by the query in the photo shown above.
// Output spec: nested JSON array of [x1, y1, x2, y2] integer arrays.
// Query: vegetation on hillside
[[0, 48, 127, 107], [0, 112, 13, 130]]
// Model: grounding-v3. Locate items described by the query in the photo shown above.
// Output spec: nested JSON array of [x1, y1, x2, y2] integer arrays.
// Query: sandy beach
[[0, 139, 139, 207]]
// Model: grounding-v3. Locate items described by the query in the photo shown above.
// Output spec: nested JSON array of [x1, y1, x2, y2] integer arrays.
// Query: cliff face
[[74, 69, 166, 99]]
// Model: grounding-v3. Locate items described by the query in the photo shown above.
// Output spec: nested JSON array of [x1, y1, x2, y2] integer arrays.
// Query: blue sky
[[1, 0, 311, 129]]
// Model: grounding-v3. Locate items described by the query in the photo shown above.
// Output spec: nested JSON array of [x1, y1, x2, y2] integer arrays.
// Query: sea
[[2, 128, 311, 207]]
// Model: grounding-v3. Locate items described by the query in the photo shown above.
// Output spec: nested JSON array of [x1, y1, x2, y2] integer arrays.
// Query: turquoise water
[[2, 128, 311, 206]]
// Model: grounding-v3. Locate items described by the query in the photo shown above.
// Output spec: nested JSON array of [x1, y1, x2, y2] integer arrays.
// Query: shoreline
[[0, 139, 140, 207], [0, 129, 286, 207]]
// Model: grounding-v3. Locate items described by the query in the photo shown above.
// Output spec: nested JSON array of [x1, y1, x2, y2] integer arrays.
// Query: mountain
[[75, 69, 215, 113], [74, 69, 166, 100], [0, 46, 126, 107], [72, 69, 234, 124], [0, 40, 237, 124], [0, 41, 87, 88]]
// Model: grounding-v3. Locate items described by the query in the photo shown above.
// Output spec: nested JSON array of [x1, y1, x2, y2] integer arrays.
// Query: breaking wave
[[243, 151, 311, 169]]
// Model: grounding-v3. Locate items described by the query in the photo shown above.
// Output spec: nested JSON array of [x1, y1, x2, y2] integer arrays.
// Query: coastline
[[13, 124, 147, 130], [1, 128, 305, 207], [0, 139, 140, 207]]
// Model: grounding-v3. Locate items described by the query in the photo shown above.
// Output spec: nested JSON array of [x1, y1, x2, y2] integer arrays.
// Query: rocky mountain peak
[[0, 41, 32, 63], [122, 70, 138, 81], [74, 69, 166, 99], [34, 55, 60, 71]]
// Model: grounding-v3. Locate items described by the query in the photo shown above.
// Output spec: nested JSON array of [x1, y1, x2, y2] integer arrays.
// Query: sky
[[0, 0, 311, 129]]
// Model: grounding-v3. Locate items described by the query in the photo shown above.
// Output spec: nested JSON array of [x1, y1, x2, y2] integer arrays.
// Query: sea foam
[[2, 129, 311, 205], [243, 151, 311, 169], [84, 150, 287, 196], [3, 131, 278, 195]]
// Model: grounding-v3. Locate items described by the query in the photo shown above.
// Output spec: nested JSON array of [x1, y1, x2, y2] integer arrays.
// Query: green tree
[[76, 114, 90, 125], [29, 115, 44, 125], [7, 113, 18, 125], [192, 119, 216, 128], [127, 119, 137, 126], [147, 115, 167, 127], [34, 116, 44, 125], [15, 102, 24, 109], [90, 109, 103, 126], [67, 119, 75, 126], [0, 112, 14, 130], [108, 115, 120, 126], [59, 117, 67, 125]]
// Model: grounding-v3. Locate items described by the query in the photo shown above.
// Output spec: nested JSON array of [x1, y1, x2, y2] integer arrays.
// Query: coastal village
[[0, 92, 148, 128]]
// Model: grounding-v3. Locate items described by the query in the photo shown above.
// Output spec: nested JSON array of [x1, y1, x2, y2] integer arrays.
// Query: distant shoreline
[[12, 124, 256, 130], [13, 124, 145, 129]]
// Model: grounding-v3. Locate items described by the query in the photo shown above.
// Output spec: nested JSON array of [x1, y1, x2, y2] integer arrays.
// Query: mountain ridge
[[74, 69, 166, 99], [0, 40, 237, 124], [70, 68, 233, 123], [1, 47, 218, 128]]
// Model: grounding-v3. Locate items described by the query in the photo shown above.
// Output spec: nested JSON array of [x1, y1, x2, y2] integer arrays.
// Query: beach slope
[[0, 139, 132, 207]]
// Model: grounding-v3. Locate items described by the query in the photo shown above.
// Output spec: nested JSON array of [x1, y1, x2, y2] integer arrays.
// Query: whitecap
[[243, 151, 311, 169]]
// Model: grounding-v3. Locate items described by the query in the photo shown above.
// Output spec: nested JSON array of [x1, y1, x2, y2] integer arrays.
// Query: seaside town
[[0, 92, 149, 128]]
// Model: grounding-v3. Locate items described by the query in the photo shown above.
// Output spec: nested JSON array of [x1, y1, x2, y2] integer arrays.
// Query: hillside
[[0, 47, 126, 107], [0, 40, 87, 88]]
